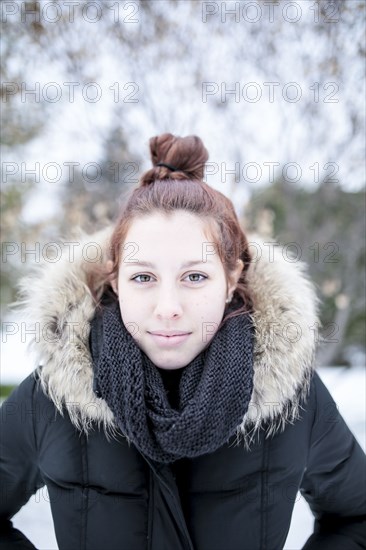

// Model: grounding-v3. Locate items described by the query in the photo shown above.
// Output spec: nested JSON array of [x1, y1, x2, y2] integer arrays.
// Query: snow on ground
[[1, 332, 365, 549]]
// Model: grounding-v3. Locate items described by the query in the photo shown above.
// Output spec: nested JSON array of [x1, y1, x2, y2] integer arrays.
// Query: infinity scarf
[[93, 298, 254, 464]]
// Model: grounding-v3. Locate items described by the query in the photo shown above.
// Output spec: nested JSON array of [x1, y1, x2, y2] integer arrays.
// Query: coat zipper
[[141, 453, 195, 550], [147, 467, 154, 550]]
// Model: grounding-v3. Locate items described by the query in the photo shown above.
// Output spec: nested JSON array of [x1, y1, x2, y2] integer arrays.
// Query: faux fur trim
[[15, 227, 320, 441], [240, 235, 320, 443]]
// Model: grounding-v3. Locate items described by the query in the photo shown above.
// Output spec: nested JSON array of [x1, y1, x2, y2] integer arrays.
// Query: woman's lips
[[148, 332, 191, 348]]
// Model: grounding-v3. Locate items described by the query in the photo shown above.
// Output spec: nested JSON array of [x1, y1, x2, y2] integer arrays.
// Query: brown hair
[[96, 133, 253, 325]]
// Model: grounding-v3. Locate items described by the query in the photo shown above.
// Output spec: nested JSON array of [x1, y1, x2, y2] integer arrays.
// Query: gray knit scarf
[[93, 298, 254, 464]]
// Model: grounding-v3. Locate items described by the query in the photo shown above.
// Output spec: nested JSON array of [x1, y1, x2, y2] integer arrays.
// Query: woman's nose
[[153, 287, 183, 319]]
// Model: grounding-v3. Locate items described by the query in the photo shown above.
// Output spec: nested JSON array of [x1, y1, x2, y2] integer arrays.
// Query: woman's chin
[[144, 349, 194, 370]]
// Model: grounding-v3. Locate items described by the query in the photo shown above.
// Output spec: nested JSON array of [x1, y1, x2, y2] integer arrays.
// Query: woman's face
[[110, 211, 243, 370]]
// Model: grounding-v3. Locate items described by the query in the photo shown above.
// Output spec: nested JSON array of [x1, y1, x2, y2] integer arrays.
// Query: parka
[[1, 228, 365, 550]]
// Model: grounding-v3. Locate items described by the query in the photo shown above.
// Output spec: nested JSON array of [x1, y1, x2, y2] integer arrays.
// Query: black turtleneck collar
[[156, 366, 184, 410]]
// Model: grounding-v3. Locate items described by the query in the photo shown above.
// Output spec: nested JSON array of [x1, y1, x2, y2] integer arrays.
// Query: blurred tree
[[1, 2, 49, 310], [244, 178, 366, 366], [60, 125, 140, 234]]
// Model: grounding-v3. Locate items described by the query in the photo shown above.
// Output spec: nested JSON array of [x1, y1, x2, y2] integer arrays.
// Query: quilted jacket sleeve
[[0, 374, 44, 549], [300, 372, 366, 550]]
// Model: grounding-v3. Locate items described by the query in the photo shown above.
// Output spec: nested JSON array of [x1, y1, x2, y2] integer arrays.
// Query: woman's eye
[[186, 273, 207, 283], [131, 273, 207, 284], [131, 274, 153, 283]]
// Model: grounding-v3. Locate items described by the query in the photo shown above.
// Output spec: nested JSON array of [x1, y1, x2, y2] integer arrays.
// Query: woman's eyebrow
[[123, 260, 214, 268]]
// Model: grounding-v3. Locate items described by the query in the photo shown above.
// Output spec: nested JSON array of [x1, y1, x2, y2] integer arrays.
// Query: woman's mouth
[[148, 331, 192, 348]]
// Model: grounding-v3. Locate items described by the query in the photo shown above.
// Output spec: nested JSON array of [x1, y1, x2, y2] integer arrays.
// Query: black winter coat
[[1, 369, 366, 550], [1, 229, 365, 549]]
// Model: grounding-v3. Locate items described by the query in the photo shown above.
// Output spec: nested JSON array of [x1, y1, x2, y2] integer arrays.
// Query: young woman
[[1, 134, 365, 550]]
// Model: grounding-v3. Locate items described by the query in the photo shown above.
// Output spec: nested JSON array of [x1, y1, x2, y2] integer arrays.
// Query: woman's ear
[[228, 259, 244, 297], [106, 260, 118, 295]]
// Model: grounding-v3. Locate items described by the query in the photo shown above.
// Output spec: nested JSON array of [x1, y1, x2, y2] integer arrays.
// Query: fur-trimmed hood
[[16, 227, 320, 441]]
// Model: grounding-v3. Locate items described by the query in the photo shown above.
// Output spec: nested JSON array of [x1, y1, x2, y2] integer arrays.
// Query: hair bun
[[139, 133, 209, 186]]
